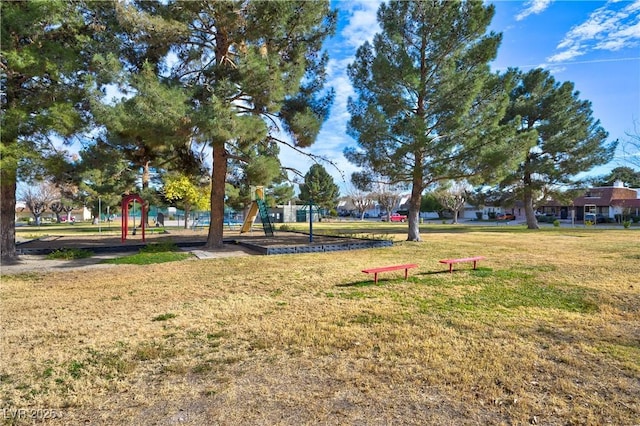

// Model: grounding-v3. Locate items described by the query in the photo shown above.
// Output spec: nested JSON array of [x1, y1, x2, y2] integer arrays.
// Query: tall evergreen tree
[[75, 139, 138, 219], [223, 136, 297, 218], [167, 1, 336, 248], [94, 62, 192, 190], [498, 68, 616, 229], [268, 182, 295, 207], [1, 1, 95, 260], [298, 164, 340, 211], [345, 0, 521, 242], [225, 141, 285, 211]]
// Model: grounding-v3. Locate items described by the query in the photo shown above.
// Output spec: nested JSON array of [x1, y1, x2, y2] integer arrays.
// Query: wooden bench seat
[[362, 264, 418, 284], [439, 256, 485, 273]]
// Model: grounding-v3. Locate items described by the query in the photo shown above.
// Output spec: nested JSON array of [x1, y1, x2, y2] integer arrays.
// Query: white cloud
[[277, 55, 358, 190], [546, 45, 584, 63], [548, 0, 640, 62], [339, 0, 382, 48], [595, 20, 640, 51], [515, 0, 554, 21], [278, 1, 384, 191]]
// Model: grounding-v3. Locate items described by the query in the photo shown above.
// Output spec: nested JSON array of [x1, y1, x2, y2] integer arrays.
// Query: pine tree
[[167, 1, 336, 248], [1, 1, 94, 260], [94, 62, 192, 190], [498, 68, 616, 229], [299, 164, 340, 211], [225, 140, 292, 212], [75, 139, 138, 219], [345, 0, 520, 242]]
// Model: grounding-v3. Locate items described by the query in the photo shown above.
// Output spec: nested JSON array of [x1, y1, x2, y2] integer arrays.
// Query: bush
[[537, 215, 557, 223], [553, 219, 560, 227], [623, 220, 632, 229]]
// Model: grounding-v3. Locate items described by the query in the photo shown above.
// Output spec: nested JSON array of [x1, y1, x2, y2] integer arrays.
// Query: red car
[[496, 213, 515, 221], [381, 213, 407, 222]]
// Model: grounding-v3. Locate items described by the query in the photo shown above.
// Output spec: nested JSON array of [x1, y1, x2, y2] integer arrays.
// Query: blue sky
[[281, 0, 640, 191]]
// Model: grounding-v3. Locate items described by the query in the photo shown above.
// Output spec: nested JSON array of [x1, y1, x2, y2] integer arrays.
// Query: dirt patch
[[4, 228, 261, 275], [4, 229, 379, 274], [0, 252, 124, 275]]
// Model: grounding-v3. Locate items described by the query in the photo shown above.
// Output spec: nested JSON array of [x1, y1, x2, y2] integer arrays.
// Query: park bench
[[439, 256, 485, 273], [362, 263, 418, 284]]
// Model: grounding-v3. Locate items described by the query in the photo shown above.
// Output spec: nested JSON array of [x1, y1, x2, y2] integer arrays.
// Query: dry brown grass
[[1, 225, 639, 425]]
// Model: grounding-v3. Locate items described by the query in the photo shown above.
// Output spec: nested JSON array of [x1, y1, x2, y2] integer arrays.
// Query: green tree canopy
[[163, 1, 336, 248], [225, 141, 287, 210], [76, 139, 138, 218], [298, 164, 340, 211], [421, 193, 444, 216], [93, 62, 193, 190], [497, 68, 616, 229], [1, 1, 97, 260], [592, 166, 640, 188], [345, 0, 521, 242]]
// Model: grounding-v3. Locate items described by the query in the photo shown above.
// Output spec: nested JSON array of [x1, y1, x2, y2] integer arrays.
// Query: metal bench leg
[[374, 273, 378, 285], [404, 268, 408, 280]]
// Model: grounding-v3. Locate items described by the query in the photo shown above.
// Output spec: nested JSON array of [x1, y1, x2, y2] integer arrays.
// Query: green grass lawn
[[103, 242, 193, 265], [2, 223, 639, 424]]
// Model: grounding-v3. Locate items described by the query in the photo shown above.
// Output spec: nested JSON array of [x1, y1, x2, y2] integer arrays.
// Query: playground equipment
[[121, 194, 146, 243], [240, 186, 274, 236], [299, 199, 321, 243]]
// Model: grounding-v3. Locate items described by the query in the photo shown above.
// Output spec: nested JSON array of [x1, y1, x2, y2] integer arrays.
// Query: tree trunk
[[206, 144, 227, 249], [64, 205, 73, 223], [407, 181, 423, 242], [523, 183, 539, 230], [184, 206, 191, 229], [142, 160, 151, 189], [1, 166, 17, 261], [142, 161, 151, 226]]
